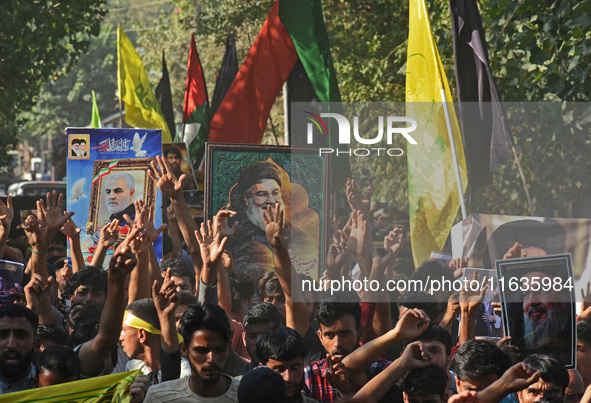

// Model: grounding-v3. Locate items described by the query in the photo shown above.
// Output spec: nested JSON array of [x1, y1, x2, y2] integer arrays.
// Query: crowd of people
[[0, 154, 590, 403]]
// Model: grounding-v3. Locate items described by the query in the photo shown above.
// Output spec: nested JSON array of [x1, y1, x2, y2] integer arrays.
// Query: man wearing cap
[[224, 161, 310, 277]]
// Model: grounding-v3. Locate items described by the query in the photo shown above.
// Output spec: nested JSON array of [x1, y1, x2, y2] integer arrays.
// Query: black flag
[[155, 50, 176, 139], [450, 0, 512, 193], [210, 35, 238, 119]]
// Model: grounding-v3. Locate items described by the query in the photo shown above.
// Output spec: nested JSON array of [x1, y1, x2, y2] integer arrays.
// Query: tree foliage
[[8, 0, 591, 218], [0, 0, 107, 169]]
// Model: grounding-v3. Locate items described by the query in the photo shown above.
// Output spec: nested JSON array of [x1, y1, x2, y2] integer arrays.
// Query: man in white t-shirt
[[143, 303, 239, 402]]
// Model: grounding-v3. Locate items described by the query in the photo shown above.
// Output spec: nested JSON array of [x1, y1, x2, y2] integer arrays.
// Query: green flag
[[90, 90, 102, 128]]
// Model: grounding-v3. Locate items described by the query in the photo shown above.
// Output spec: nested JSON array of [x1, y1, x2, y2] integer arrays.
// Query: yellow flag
[[117, 25, 172, 142], [0, 370, 141, 402], [405, 0, 468, 266]]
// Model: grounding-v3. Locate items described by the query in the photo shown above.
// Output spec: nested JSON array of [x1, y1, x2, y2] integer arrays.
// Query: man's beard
[[0, 347, 33, 379], [245, 202, 285, 232], [286, 376, 305, 402], [107, 202, 127, 215], [191, 363, 223, 385], [523, 303, 570, 348]]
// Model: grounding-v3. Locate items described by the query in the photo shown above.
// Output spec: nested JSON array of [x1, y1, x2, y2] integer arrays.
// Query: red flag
[[208, 1, 298, 143], [183, 33, 209, 164]]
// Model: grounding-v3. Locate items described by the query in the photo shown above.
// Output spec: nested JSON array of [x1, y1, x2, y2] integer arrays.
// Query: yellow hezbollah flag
[[117, 25, 172, 142], [0, 370, 141, 403], [405, 0, 468, 266]]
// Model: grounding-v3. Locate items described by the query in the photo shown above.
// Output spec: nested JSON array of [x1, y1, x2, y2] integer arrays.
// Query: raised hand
[[345, 211, 373, 261], [215, 209, 239, 238], [326, 241, 351, 281], [22, 214, 45, 251], [497, 336, 519, 363], [99, 219, 120, 247], [324, 354, 354, 396], [108, 228, 139, 279], [398, 341, 433, 370], [60, 216, 81, 238], [0, 196, 14, 232], [459, 271, 488, 311], [450, 257, 469, 279], [393, 308, 430, 341], [152, 268, 180, 318], [263, 202, 285, 249], [39, 191, 74, 232], [149, 155, 185, 199], [580, 281, 591, 320], [496, 362, 539, 394], [503, 242, 523, 260], [346, 179, 371, 216], [24, 273, 54, 313], [384, 227, 404, 256], [195, 219, 227, 267]]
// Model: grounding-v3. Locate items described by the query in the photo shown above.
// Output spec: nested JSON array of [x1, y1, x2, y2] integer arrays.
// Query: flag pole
[[440, 88, 467, 219], [117, 26, 123, 128]]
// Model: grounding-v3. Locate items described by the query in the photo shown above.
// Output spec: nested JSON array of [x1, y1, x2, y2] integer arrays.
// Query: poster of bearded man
[[496, 254, 576, 368]]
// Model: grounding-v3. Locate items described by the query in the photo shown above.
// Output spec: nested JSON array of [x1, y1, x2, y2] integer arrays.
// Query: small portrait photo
[[87, 158, 156, 237], [162, 143, 198, 190], [463, 268, 501, 339], [68, 134, 90, 160], [496, 254, 576, 368]]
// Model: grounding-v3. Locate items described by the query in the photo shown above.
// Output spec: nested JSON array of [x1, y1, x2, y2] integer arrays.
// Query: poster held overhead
[[496, 254, 576, 368]]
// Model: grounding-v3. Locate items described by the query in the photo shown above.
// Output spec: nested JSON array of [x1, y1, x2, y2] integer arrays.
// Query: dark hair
[[160, 258, 189, 274], [577, 320, 591, 347], [51, 258, 70, 273], [398, 291, 440, 322], [402, 364, 448, 397], [178, 291, 197, 306], [413, 324, 453, 356], [163, 146, 182, 159], [64, 303, 102, 334], [451, 339, 511, 381], [259, 273, 283, 300], [36, 324, 68, 345], [243, 302, 282, 327], [316, 297, 361, 330], [412, 260, 454, 285], [228, 271, 256, 314], [237, 366, 287, 403], [126, 298, 160, 330], [165, 264, 195, 289], [180, 303, 231, 344], [392, 258, 415, 278], [0, 304, 38, 330], [63, 267, 108, 298], [68, 320, 100, 347], [522, 354, 569, 392], [37, 345, 81, 383], [256, 325, 306, 365]]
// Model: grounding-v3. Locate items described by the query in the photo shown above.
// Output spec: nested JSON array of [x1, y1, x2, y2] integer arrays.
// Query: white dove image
[[69, 178, 87, 203], [131, 132, 147, 157]]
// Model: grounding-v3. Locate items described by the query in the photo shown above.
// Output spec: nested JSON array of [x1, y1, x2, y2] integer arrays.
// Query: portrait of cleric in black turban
[[221, 160, 320, 281]]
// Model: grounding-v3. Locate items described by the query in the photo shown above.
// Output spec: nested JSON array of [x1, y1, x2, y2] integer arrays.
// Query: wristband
[[30, 246, 47, 255]]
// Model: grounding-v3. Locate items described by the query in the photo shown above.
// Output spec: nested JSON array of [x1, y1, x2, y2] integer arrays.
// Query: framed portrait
[[462, 268, 501, 339], [496, 254, 576, 368], [68, 133, 90, 160], [162, 143, 198, 191], [205, 143, 330, 281], [87, 158, 157, 236]]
